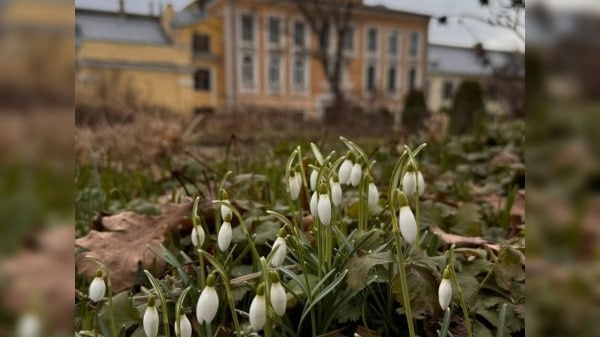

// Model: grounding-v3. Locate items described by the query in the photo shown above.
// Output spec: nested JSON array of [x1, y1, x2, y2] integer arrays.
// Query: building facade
[[75, 0, 429, 118]]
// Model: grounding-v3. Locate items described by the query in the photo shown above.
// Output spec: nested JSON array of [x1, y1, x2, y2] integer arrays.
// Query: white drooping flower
[[310, 191, 318, 217], [317, 184, 331, 225], [350, 163, 362, 187], [368, 182, 379, 210], [16, 313, 41, 337], [288, 171, 301, 200], [330, 178, 342, 206], [309, 169, 319, 191], [269, 272, 287, 316], [270, 229, 287, 267], [191, 225, 205, 247], [88, 270, 106, 302], [399, 205, 418, 245], [196, 274, 219, 324], [338, 157, 353, 185], [218, 220, 232, 251], [175, 314, 192, 337], [438, 268, 453, 310], [402, 163, 425, 197], [249, 284, 267, 331], [143, 296, 160, 337]]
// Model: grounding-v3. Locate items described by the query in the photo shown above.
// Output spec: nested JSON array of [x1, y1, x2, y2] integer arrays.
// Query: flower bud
[[399, 205, 417, 245], [88, 269, 106, 302], [270, 230, 287, 267], [143, 296, 160, 337], [269, 272, 287, 316], [330, 176, 342, 207], [175, 314, 192, 337], [338, 154, 353, 185], [367, 180, 379, 210], [438, 267, 452, 310], [402, 163, 425, 197], [196, 274, 219, 324], [191, 226, 205, 247], [218, 221, 232, 251], [317, 183, 331, 225], [310, 191, 318, 217], [288, 171, 301, 200], [249, 283, 267, 331], [16, 313, 41, 337], [350, 163, 362, 187], [309, 169, 319, 191]]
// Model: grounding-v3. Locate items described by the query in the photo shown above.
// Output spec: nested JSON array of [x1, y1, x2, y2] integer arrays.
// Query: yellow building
[[76, 0, 430, 118]]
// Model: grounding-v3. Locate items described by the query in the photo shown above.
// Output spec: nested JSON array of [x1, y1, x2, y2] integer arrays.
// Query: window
[[242, 14, 254, 42], [367, 28, 378, 52], [293, 59, 305, 90], [294, 21, 305, 47], [442, 80, 453, 99], [268, 17, 280, 44], [320, 22, 330, 49], [194, 69, 210, 91], [389, 30, 398, 55], [408, 65, 417, 90], [343, 26, 354, 51], [193, 34, 210, 53], [388, 66, 396, 92], [268, 56, 281, 89], [409, 32, 419, 57], [242, 55, 254, 86], [366, 64, 376, 92]]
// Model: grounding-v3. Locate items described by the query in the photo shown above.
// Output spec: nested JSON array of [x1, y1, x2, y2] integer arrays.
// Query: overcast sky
[[75, 0, 525, 51]]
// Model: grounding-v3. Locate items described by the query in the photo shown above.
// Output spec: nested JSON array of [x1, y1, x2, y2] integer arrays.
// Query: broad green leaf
[[253, 220, 281, 244], [392, 263, 440, 319], [451, 203, 481, 236], [473, 320, 494, 337], [346, 251, 395, 290], [99, 291, 139, 332]]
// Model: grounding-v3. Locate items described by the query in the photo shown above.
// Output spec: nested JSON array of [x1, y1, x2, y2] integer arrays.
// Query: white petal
[[417, 171, 426, 196], [350, 164, 362, 187], [317, 194, 331, 225], [310, 192, 318, 217], [402, 172, 416, 196], [331, 181, 342, 206], [220, 202, 232, 219], [175, 314, 192, 337], [270, 283, 287, 316], [249, 295, 267, 331], [17, 313, 41, 337], [191, 226, 205, 247], [399, 206, 417, 245], [289, 176, 301, 200], [197, 286, 219, 324], [338, 159, 353, 184], [143, 306, 160, 337], [310, 169, 318, 191], [270, 237, 287, 267], [368, 183, 379, 209], [88, 277, 106, 302], [438, 278, 452, 310], [218, 222, 232, 251]]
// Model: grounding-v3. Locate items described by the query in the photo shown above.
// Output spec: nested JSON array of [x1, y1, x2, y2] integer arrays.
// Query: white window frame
[[290, 55, 310, 96], [408, 31, 421, 59], [364, 25, 380, 55], [363, 59, 378, 96], [238, 11, 258, 50], [291, 19, 308, 50], [265, 13, 284, 49], [388, 29, 401, 58], [342, 24, 357, 58], [239, 52, 258, 94], [265, 53, 284, 94], [407, 61, 421, 90], [385, 62, 402, 98]]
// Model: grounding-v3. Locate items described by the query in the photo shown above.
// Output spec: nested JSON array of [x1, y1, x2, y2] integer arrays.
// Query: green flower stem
[[86, 256, 116, 337], [211, 201, 261, 267], [259, 258, 272, 337], [192, 198, 206, 288], [390, 201, 416, 337], [144, 271, 171, 337], [446, 247, 473, 337]]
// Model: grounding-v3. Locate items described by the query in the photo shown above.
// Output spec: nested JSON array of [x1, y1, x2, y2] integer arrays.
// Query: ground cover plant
[[75, 118, 524, 337]]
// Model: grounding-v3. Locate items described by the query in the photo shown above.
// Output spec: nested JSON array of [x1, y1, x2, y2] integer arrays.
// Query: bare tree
[[290, 0, 358, 117]]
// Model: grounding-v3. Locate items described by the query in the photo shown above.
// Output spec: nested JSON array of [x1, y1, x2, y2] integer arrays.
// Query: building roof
[[428, 44, 524, 78], [172, 4, 206, 27], [75, 9, 171, 45]]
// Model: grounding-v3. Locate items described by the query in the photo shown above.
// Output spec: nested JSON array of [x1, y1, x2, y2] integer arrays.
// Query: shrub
[[401, 90, 429, 131], [449, 81, 486, 134]]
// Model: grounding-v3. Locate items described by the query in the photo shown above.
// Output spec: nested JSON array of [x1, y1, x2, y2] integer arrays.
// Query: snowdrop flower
[[338, 152, 353, 185], [143, 296, 160, 337], [249, 283, 267, 331], [196, 273, 219, 324], [438, 267, 453, 310], [269, 271, 287, 316], [402, 163, 425, 197], [330, 175, 343, 207], [16, 312, 41, 337], [309, 169, 319, 191], [191, 225, 205, 247], [397, 191, 418, 245], [367, 178, 379, 210], [175, 314, 192, 337], [218, 212, 233, 251], [310, 191, 318, 217], [270, 228, 287, 267], [88, 269, 106, 302], [288, 170, 302, 200], [317, 183, 332, 225], [220, 189, 232, 220], [350, 163, 362, 187]]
